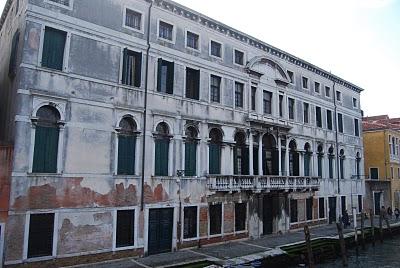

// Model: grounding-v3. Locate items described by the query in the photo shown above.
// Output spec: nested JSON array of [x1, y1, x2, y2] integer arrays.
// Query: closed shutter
[[122, 48, 128, 84], [183, 206, 197, 239], [42, 27, 66, 70], [166, 61, 174, 94], [155, 139, 169, 176], [157, 58, 162, 92], [28, 213, 54, 258], [253, 147, 258, 175], [209, 204, 222, 235], [133, 52, 142, 87], [118, 135, 136, 175], [233, 147, 238, 175], [242, 148, 249, 175], [194, 69, 200, 100], [33, 126, 58, 173], [185, 142, 196, 176], [209, 144, 220, 174]]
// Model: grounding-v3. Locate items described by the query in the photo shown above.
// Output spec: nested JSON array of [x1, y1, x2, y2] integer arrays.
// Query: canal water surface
[[316, 235, 400, 267]]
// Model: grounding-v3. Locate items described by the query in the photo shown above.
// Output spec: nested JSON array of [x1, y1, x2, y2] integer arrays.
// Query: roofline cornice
[[150, 0, 364, 93], [0, 0, 13, 32]]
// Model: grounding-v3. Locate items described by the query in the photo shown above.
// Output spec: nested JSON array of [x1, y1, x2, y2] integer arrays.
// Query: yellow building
[[363, 115, 400, 215]]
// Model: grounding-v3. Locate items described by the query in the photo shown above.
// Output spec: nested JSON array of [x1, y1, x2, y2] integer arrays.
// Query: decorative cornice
[[151, 0, 364, 93], [0, 0, 13, 32]]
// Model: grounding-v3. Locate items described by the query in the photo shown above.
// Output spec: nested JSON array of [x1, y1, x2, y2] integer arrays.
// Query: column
[[278, 137, 282, 176], [249, 133, 254, 175], [286, 142, 290, 176], [229, 145, 234, 175], [258, 134, 263, 175]]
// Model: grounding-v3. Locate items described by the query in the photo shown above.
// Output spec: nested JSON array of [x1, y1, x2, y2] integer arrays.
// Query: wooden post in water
[[337, 217, 348, 267], [304, 224, 314, 268], [370, 209, 375, 247], [361, 212, 366, 250], [379, 210, 383, 243]]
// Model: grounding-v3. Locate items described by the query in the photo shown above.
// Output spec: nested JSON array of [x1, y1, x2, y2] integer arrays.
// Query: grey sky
[[1, 0, 399, 117]]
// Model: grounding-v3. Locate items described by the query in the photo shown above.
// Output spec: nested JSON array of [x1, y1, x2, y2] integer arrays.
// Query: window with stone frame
[[235, 203, 247, 231], [303, 102, 309, 123], [159, 21, 173, 41], [287, 70, 294, 84], [49, 0, 70, 6], [184, 206, 197, 239], [122, 49, 142, 87], [290, 199, 298, 223], [316, 106, 322, 128], [186, 67, 200, 100], [210, 40, 222, 58], [157, 59, 174, 94], [251, 86, 257, 111], [288, 98, 295, 120], [41, 27, 67, 71], [325, 86, 331, 97], [234, 49, 244, 65], [186, 31, 199, 50], [125, 9, 142, 30], [338, 113, 343, 133], [263, 91, 272, 114], [28, 213, 55, 258], [314, 81, 320, 93], [327, 110, 333, 130], [302, 76, 309, 89], [370, 167, 379, 180], [116, 210, 135, 248], [235, 82, 244, 108]]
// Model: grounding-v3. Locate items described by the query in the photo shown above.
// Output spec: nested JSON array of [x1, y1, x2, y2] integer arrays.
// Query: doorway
[[148, 208, 174, 255], [328, 197, 337, 224]]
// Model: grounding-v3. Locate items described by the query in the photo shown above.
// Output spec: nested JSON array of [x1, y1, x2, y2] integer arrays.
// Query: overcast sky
[[1, 0, 399, 117]]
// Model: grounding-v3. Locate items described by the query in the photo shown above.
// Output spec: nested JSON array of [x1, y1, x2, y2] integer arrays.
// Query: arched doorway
[[262, 134, 278, 175]]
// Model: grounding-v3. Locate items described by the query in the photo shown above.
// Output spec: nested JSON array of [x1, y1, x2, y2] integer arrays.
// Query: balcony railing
[[207, 175, 320, 192]]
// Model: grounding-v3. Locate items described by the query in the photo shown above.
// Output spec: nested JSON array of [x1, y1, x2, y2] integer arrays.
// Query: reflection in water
[[317, 236, 400, 268]]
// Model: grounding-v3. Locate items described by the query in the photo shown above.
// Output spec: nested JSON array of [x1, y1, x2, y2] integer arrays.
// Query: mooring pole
[[337, 217, 348, 267], [304, 224, 314, 268], [370, 209, 375, 247], [361, 212, 366, 250]]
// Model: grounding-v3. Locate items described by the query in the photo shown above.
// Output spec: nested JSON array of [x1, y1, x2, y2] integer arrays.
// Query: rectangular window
[[327, 110, 333, 130], [210, 40, 222, 58], [325, 86, 331, 97], [336, 91, 342, 101], [234, 49, 244, 65], [117, 135, 136, 175], [210, 75, 221, 103], [155, 139, 169, 176], [314, 82, 320, 93], [116, 210, 135, 248], [279, 95, 284, 117], [209, 204, 222, 235], [185, 142, 197, 176], [49, 0, 70, 6], [338, 113, 343, 133], [235, 203, 247, 231], [125, 9, 142, 30], [353, 98, 358, 108], [287, 70, 294, 84], [184, 206, 197, 239], [316, 106, 322, 128], [319, 198, 325, 218], [288, 98, 295, 120], [290, 199, 298, 223], [306, 197, 313, 221], [302, 76, 308, 89], [370, 167, 378, 180], [303, 103, 309, 123], [186, 31, 199, 50], [122, 49, 142, 87], [33, 126, 59, 173], [329, 156, 334, 179], [28, 213, 54, 258], [354, 118, 359, 136], [186, 67, 200, 100], [263, 91, 272, 114], [42, 27, 67, 71], [235, 82, 244, 108], [157, 59, 174, 94], [251, 86, 257, 111], [159, 21, 173, 41]]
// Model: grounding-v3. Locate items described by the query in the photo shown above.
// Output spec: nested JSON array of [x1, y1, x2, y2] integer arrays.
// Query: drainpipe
[[141, 0, 153, 211], [332, 80, 340, 195]]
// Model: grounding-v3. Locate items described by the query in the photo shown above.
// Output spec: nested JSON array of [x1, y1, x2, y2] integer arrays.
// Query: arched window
[[356, 152, 361, 179], [155, 122, 170, 176], [209, 128, 223, 174], [117, 117, 137, 175], [339, 149, 345, 179], [184, 126, 198, 176], [262, 134, 278, 175], [234, 131, 248, 175], [32, 105, 61, 173], [328, 146, 334, 179], [289, 140, 299, 176], [317, 144, 324, 177], [304, 143, 312, 176]]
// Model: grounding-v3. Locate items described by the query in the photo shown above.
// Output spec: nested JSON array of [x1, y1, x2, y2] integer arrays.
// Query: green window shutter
[[118, 136, 136, 175], [185, 142, 196, 176], [209, 144, 220, 174], [122, 48, 128, 85], [253, 148, 258, 175], [33, 126, 58, 173], [157, 59, 162, 92], [166, 61, 174, 94], [155, 139, 169, 176], [42, 27, 66, 71], [133, 52, 142, 87]]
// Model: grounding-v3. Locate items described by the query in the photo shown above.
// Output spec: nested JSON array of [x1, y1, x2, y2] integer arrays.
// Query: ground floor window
[[184, 206, 197, 239], [290, 199, 298, 223], [209, 204, 222, 235], [28, 213, 55, 258], [116, 210, 135, 248], [319, 197, 325, 219], [306, 197, 313, 221], [235, 203, 247, 232]]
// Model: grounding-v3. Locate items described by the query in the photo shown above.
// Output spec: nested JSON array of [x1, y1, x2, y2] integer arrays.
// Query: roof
[[363, 115, 400, 131]]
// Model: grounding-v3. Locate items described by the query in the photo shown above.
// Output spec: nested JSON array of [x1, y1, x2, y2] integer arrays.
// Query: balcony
[[207, 175, 320, 193]]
